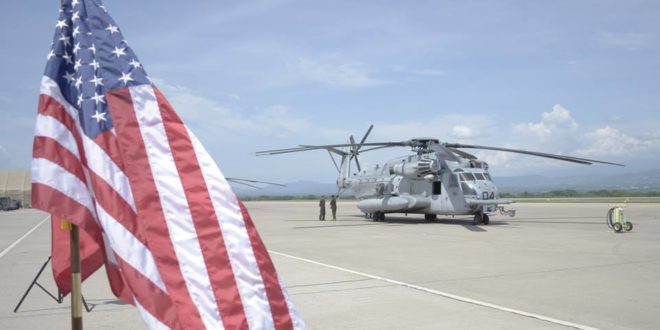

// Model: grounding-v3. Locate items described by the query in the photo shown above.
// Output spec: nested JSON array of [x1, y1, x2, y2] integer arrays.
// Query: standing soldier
[[319, 196, 326, 221], [330, 195, 337, 220]]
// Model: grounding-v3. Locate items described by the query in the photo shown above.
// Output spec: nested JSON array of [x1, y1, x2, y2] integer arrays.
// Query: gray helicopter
[[257, 125, 623, 225]]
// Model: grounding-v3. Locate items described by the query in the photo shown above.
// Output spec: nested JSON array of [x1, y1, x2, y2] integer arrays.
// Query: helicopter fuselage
[[340, 153, 505, 217]]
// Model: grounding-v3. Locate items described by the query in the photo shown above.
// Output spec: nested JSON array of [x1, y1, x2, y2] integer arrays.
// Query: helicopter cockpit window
[[450, 174, 459, 187], [461, 182, 476, 195], [463, 173, 476, 181], [474, 173, 485, 180], [484, 173, 492, 181]]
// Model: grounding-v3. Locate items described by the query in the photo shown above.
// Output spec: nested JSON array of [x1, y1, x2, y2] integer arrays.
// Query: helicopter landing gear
[[424, 214, 437, 223], [372, 212, 385, 222], [472, 213, 490, 225]]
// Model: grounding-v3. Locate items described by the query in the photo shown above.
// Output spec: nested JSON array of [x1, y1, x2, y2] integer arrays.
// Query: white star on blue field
[[1, 1, 659, 183]]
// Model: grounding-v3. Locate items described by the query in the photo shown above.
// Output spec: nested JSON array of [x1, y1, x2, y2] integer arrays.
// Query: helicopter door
[[432, 181, 442, 195]]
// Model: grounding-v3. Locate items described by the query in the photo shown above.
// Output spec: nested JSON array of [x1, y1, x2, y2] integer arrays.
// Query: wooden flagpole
[[57, 0, 81, 326], [70, 223, 83, 330]]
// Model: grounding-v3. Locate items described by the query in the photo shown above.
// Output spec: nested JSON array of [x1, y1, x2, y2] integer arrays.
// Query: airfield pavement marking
[[270, 250, 603, 330], [0, 214, 49, 259]]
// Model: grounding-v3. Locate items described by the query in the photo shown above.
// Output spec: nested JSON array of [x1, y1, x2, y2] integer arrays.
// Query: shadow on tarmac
[[292, 215, 512, 232]]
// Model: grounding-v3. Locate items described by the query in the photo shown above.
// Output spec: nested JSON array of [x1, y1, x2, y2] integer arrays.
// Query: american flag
[[32, 0, 305, 329]]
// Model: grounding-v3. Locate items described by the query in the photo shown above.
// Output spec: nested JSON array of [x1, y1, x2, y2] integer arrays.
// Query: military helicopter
[[257, 125, 623, 225]]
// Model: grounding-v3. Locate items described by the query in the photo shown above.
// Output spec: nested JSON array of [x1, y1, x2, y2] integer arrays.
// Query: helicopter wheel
[[613, 222, 623, 233], [624, 222, 633, 232], [424, 214, 437, 223], [483, 214, 490, 225], [472, 214, 481, 226]]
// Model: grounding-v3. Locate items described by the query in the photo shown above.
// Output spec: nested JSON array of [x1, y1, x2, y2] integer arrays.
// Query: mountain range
[[233, 170, 660, 197]]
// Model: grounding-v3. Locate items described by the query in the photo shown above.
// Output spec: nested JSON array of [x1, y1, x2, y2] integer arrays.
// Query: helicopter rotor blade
[[429, 143, 459, 162], [349, 135, 362, 172], [358, 125, 374, 149], [255, 146, 316, 156], [445, 143, 624, 166], [349, 135, 357, 154], [257, 140, 408, 156], [299, 142, 407, 149], [447, 147, 477, 160], [225, 179, 262, 189], [225, 177, 286, 187], [359, 145, 401, 153]]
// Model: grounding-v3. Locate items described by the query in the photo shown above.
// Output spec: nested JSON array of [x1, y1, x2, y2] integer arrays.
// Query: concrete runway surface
[[1, 201, 658, 329]]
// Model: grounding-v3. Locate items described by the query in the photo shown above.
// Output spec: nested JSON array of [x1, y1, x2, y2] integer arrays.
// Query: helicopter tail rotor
[[348, 125, 374, 173]]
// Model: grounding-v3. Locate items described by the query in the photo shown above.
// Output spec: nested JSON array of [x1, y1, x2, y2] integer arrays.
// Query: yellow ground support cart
[[607, 206, 633, 233]]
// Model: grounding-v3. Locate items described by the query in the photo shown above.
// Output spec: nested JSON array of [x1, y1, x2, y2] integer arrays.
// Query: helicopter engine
[[390, 158, 438, 180]]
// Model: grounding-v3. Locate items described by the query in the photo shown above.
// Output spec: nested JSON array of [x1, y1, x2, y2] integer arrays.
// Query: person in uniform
[[330, 195, 337, 220], [319, 196, 326, 221]]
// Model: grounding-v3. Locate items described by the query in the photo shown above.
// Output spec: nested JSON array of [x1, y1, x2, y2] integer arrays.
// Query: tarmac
[[1, 201, 659, 329]]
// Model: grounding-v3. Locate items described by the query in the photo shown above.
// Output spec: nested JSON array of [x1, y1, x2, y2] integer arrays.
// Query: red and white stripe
[[32, 76, 305, 329]]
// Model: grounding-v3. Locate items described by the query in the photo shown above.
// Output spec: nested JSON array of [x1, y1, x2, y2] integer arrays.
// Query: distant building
[[0, 170, 31, 208]]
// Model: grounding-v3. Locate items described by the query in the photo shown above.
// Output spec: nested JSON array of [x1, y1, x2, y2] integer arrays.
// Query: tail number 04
[[482, 191, 495, 200]]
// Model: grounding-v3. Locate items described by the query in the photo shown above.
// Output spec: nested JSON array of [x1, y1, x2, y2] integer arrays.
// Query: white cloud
[[369, 115, 493, 144], [577, 126, 658, 157], [598, 32, 652, 51], [514, 104, 578, 141], [451, 125, 478, 139], [392, 65, 445, 76], [154, 79, 309, 138], [291, 58, 389, 88]]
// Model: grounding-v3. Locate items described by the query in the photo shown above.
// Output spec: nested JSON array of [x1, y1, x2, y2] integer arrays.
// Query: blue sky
[[1, 0, 659, 183]]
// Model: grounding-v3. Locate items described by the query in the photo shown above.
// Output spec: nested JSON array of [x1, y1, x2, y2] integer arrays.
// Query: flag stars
[[90, 75, 104, 87], [118, 72, 134, 85], [72, 26, 80, 37], [91, 92, 105, 105], [47, 50, 55, 60], [77, 94, 84, 107], [89, 59, 100, 70], [73, 42, 81, 54], [72, 0, 80, 6], [74, 76, 83, 89], [112, 47, 126, 57], [74, 59, 83, 71], [88, 44, 96, 54], [59, 34, 71, 47], [106, 24, 119, 34], [72, 11, 80, 21], [62, 52, 73, 65], [128, 59, 142, 69], [91, 110, 107, 123], [63, 71, 75, 84], [56, 19, 68, 29]]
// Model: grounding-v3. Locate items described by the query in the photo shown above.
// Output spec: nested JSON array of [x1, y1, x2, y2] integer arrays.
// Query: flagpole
[[70, 223, 83, 330]]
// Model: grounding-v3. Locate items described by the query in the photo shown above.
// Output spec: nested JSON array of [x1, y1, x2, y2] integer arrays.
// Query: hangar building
[[0, 170, 31, 208]]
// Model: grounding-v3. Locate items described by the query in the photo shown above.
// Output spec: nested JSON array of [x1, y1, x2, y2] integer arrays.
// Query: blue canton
[[44, 0, 150, 138]]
